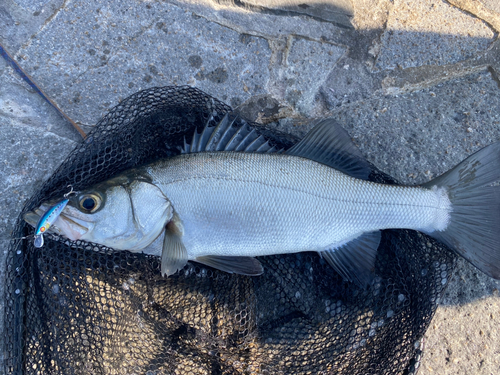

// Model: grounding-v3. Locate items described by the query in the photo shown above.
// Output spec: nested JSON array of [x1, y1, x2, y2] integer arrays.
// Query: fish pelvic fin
[[422, 141, 500, 279], [161, 218, 188, 277], [320, 231, 381, 289], [195, 256, 264, 276]]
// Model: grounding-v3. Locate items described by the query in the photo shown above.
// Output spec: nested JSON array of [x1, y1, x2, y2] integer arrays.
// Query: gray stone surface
[[240, 0, 354, 27], [447, 0, 500, 32], [374, 0, 495, 70], [19, 1, 274, 124], [0, 0, 65, 53], [333, 70, 500, 185], [480, 0, 500, 14], [1, 0, 500, 374], [0, 72, 87, 141], [0, 118, 76, 244], [0, 104, 75, 375], [419, 256, 500, 374], [269, 36, 345, 115]]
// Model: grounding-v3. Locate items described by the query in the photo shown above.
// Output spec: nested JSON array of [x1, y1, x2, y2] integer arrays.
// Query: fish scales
[[147, 152, 449, 259]]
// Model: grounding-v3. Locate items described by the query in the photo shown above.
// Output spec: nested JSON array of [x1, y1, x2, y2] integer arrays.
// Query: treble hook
[[64, 184, 76, 199]]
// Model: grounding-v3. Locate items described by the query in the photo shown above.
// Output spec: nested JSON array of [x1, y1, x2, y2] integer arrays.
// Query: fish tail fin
[[422, 142, 500, 279]]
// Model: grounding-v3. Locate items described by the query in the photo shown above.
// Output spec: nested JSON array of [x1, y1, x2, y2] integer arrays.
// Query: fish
[[24, 116, 500, 287]]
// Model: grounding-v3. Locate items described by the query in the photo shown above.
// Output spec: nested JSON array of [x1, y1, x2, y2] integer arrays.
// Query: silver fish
[[24, 117, 500, 287]]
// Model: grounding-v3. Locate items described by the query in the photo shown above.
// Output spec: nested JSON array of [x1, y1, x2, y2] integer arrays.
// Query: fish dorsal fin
[[182, 113, 278, 154], [320, 231, 381, 288], [195, 255, 264, 276], [286, 119, 371, 180], [161, 219, 188, 276]]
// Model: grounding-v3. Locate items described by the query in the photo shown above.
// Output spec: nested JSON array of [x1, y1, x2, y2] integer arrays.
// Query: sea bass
[[24, 117, 500, 287]]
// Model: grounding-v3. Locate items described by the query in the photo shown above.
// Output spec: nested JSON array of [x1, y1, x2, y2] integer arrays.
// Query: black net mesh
[[4, 86, 456, 375]]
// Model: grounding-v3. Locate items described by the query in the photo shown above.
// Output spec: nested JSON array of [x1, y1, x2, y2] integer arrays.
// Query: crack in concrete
[[168, 0, 350, 49], [184, 3, 352, 111], [282, 35, 293, 67], [445, 0, 500, 33], [0, 74, 88, 142], [487, 66, 500, 89], [382, 64, 490, 95], [213, 0, 354, 30], [378, 36, 500, 96], [322, 45, 498, 111], [368, 0, 497, 74], [125, 17, 160, 45], [0, 110, 80, 143], [16, 0, 72, 57], [324, 91, 391, 116], [364, 2, 394, 70]]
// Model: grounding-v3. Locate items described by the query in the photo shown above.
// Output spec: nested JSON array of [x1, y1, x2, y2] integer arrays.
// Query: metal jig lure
[[33, 185, 77, 247], [34, 199, 69, 248]]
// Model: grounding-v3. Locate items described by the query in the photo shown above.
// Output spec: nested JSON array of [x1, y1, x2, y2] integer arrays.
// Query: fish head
[[24, 173, 173, 252]]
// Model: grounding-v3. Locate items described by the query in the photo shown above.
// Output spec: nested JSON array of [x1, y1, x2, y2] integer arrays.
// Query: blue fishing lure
[[34, 199, 69, 248]]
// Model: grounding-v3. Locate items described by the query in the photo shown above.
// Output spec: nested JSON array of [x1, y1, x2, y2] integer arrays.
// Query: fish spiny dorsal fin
[[196, 119, 214, 152], [206, 114, 238, 151], [182, 136, 191, 153], [243, 134, 266, 152], [181, 113, 275, 154], [285, 119, 371, 180], [188, 125, 201, 153]]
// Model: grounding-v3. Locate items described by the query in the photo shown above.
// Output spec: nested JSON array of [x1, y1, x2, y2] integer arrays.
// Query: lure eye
[[78, 194, 102, 213]]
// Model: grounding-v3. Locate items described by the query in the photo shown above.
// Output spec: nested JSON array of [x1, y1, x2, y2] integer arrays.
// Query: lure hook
[[64, 185, 76, 199]]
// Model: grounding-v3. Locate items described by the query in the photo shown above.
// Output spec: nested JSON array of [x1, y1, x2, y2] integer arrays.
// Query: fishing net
[[4, 86, 455, 375]]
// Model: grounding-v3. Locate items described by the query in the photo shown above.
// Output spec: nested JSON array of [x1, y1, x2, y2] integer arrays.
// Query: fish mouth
[[24, 202, 94, 241]]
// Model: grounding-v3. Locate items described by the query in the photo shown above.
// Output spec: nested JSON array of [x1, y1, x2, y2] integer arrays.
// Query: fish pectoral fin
[[194, 256, 264, 276], [285, 119, 371, 180], [161, 228, 188, 277], [320, 231, 381, 289]]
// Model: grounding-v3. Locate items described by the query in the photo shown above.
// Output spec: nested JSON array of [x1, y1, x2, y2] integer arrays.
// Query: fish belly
[[148, 152, 448, 259]]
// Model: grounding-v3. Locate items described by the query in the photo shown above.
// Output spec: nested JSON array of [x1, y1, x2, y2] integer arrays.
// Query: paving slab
[[240, 0, 354, 27], [333, 70, 500, 185], [481, 0, 500, 13], [374, 0, 495, 70], [1, 0, 500, 374], [0, 106, 75, 375]]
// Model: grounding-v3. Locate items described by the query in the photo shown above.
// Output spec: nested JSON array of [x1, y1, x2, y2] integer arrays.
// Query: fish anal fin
[[320, 231, 381, 288], [161, 221, 188, 276], [286, 119, 371, 180], [195, 256, 264, 276]]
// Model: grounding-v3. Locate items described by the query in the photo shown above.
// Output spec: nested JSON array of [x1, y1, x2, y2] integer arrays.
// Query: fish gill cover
[[3, 86, 455, 375]]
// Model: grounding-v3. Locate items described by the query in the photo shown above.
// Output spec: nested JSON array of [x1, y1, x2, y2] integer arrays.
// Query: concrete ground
[[1, 0, 499, 374]]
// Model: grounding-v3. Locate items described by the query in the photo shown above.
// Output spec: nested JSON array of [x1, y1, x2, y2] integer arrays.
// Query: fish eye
[[78, 194, 102, 213]]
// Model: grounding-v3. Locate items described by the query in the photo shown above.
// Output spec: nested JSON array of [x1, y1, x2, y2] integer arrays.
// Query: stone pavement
[[1, 0, 499, 373]]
